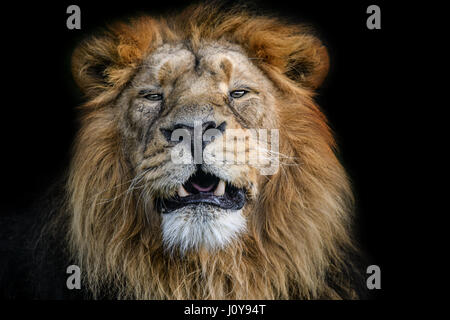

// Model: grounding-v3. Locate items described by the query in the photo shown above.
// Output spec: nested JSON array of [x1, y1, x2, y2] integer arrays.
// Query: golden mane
[[67, 3, 359, 299]]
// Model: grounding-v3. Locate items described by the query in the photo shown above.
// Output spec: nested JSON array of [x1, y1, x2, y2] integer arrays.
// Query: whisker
[[142, 146, 172, 159]]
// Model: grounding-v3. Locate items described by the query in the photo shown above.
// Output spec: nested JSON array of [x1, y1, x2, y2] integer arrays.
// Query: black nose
[[160, 121, 226, 153]]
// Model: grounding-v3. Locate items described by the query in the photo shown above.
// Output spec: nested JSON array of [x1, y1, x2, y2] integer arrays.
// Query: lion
[[0, 3, 366, 299]]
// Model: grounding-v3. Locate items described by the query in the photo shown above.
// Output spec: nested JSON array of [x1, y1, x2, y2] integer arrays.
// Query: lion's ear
[[71, 19, 157, 101], [71, 34, 119, 98], [244, 24, 330, 90], [283, 35, 330, 89]]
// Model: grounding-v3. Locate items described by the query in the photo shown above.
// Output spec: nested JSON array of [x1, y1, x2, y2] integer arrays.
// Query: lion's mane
[[66, 3, 361, 299]]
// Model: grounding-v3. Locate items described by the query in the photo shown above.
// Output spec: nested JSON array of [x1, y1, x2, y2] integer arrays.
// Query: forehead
[[132, 41, 261, 86]]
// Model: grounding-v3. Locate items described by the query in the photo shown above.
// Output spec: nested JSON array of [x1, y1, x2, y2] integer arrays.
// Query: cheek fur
[[127, 99, 162, 127]]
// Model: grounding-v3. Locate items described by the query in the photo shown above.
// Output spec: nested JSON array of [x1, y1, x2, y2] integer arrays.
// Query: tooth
[[178, 185, 190, 197], [214, 180, 226, 196]]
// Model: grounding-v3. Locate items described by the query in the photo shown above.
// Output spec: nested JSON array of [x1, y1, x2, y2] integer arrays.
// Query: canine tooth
[[178, 185, 190, 197], [214, 180, 226, 196]]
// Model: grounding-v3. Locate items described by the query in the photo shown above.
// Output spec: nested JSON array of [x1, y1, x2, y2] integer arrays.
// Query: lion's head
[[67, 3, 358, 299]]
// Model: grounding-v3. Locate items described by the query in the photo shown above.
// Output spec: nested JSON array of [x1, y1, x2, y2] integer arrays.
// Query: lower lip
[[156, 189, 246, 213]]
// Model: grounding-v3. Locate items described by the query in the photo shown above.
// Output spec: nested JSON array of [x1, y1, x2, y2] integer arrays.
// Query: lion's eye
[[144, 93, 163, 101], [229, 90, 248, 99]]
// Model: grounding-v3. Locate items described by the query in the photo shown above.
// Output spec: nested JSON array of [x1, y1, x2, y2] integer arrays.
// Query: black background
[[0, 0, 413, 303]]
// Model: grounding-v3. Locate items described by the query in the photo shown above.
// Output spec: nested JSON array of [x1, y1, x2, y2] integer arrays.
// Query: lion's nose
[[160, 121, 226, 151]]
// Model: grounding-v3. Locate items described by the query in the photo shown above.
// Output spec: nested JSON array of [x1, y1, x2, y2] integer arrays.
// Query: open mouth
[[156, 169, 246, 213]]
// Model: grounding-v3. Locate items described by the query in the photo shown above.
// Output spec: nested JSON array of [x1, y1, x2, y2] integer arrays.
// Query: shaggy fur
[[55, 3, 365, 299]]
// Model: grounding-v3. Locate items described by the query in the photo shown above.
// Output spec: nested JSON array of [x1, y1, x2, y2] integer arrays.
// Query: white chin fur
[[161, 204, 246, 254]]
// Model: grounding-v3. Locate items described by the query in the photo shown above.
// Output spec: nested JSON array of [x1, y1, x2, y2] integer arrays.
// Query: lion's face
[[68, 5, 358, 299], [115, 41, 278, 252]]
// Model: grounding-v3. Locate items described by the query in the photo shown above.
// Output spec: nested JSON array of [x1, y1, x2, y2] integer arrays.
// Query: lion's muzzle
[[156, 168, 246, 213]]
